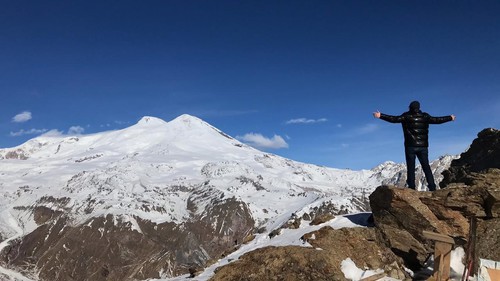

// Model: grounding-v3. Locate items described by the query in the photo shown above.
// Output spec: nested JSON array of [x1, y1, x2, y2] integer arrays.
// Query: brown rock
[[210, 227, 406, 281], [309, 214, 335, 226], [475, 218, 500, 268], [369, 182, 500, 270]]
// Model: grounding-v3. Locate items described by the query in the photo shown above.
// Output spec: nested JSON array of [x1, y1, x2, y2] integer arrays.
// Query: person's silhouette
[[373, 101, 455, 191]]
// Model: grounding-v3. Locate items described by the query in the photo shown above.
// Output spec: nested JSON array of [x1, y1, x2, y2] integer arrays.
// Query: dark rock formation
[[441, 128, 500, 187]]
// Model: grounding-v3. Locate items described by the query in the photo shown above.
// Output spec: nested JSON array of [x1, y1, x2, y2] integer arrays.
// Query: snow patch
[[341, 258, 385, 281]]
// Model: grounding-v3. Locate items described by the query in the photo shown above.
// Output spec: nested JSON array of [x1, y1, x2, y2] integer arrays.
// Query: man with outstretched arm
[[373, 101, 455, 191]]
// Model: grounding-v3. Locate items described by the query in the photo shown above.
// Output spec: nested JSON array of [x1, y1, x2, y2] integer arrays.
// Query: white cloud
[[237, 133, 289, 149], [41, 129, 64, 137], [9, 128, 48, 137], [286, 118, 327, 124], [12, 111, 32, 123], [68, 126, 85, 135], [9, 125, 86, 138]]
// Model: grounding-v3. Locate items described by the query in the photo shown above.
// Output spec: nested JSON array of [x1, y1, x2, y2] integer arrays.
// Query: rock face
[[441, 128, 500, 187], [369, 183, 499, 269], [211, 226, 406, 281], [1, 196, 254, 280]]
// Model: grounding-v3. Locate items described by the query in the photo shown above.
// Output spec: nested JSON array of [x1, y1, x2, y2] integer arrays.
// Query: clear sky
[[1, 1, 499, 170]]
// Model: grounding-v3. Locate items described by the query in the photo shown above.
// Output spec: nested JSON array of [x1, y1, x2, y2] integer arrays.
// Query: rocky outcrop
[[369, 183, 499, 269], [370, 127, 500, 272], [211, 226, 406, 281], [441, 128, 500, 187]]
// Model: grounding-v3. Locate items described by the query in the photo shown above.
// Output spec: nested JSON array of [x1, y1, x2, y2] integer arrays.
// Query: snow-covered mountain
[[0, 115, 456, 280]]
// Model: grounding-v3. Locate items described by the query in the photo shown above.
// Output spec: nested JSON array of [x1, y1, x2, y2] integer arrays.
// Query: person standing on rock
[[373, 101, 455, 191]]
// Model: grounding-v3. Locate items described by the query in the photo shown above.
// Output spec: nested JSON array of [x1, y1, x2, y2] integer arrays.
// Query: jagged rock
[[4, 149, 29, 160], [441, 128, 500, 187], [475, 218, 500, 265], [210, 227, 406, 281], [309, 214, 335, 226]]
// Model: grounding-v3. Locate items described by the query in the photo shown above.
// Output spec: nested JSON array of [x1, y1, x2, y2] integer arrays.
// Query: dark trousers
[[405, 146, 436, 191]]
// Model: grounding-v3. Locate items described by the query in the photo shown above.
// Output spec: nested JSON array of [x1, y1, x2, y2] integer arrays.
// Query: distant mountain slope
[[0, 115, 456, 280]]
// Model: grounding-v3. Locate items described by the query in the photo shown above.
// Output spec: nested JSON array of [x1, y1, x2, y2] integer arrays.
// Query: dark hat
[[409, 101, 420, 112]]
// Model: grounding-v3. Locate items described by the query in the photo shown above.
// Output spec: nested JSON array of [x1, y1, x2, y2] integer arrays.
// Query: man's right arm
[[378, 113, 403, 123]]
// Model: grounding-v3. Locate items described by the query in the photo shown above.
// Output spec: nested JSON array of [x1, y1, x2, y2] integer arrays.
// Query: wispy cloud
[[99, 120, 129, 128], [114, 120, 130, 125], [12, 111, 32, 123], [68, 126, 85, 135], [41, 129, 64, 137], [10, 125, 86, 137], [10, 128, 48, 137], [196, 109, 259, 118], [336, 123, 381, 139], [286, 118, 328, 124], [236, 133, 289, 149]]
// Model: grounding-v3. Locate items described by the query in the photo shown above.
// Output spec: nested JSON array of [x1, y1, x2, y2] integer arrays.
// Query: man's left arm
[[428, 114, 456, 124]]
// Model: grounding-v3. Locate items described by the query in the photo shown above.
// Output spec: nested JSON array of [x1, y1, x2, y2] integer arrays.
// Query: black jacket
[[380, 110, 452, 147]]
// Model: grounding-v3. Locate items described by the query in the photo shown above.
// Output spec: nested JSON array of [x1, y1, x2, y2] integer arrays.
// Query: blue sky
[[1, 1, 499, 169]]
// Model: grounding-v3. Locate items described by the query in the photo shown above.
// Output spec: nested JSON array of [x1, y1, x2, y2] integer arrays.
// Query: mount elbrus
[[0, 115, 456, 280]]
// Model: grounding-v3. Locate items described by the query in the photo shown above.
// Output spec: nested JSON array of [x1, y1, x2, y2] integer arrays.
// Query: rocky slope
[[0, 115, 455, 280]]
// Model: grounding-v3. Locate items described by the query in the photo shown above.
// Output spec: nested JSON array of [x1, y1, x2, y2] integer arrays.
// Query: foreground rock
[[370, 128, 500, 272], [211, 226, 406, 281], [369, 181, 500, 270]]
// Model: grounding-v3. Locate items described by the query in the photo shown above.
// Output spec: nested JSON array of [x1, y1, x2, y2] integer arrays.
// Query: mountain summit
[[136, 115, 168, 126], [0, 114, 455, 280]]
